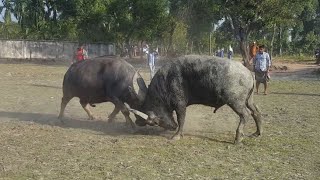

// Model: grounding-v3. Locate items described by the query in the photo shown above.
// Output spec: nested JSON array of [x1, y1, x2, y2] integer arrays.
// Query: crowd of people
[[215, 45, 233, 59]]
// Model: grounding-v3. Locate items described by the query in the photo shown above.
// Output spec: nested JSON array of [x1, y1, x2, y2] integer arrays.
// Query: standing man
[[147, 49, 158, 80], [73, 44, 88, 64], [220, 48, 224, 58], [315, 48, 320, 65], [253, 45, 271, 95], [227, 45, 233, 59]]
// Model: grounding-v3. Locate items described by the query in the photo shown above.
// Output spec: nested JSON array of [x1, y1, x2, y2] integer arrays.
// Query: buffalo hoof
[[107, 118, 114, 124], [249, 131, 261, 138], [57, 115, 64, 123], [234, 136, 244, 145], [170, 134, 182, 141], [234, 140, 243, 145], [57, 118, 65, 125], [88, 116, 96, 120]]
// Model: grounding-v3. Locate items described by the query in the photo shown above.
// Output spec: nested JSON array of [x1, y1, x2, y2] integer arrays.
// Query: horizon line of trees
[[0, 0, 319, 63]]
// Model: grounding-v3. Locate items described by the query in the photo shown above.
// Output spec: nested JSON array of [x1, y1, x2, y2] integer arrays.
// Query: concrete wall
[[0, 40, 115, 60]]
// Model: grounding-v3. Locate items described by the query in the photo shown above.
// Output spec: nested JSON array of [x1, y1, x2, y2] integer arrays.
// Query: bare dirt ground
[[270, 61, 320, 81], [0, 58, 319, 179]]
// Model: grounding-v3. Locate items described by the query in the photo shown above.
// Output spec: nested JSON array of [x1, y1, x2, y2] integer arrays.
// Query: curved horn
[[132, 70, 147, 101], [124, 103, 148, 120]]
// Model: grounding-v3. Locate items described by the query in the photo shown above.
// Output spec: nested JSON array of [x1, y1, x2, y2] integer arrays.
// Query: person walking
[[253, 45, 271, 95]]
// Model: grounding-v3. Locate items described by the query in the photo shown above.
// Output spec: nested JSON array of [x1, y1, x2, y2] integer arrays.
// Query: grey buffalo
[[128, 55, 262, 144], [58, 57, 147, 128]]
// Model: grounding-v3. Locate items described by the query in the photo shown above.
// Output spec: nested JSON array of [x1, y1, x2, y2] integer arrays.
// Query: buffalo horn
[[124, 103, 148, 120], [132, 70, 147, 101]]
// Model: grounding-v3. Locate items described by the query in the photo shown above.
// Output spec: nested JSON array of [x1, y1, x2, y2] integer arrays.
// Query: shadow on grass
[[184, 133, 234, 144], [0, 111, 171, 137], [0, 111, 233, 144], [28, 84, 62, 89], [271, 92, 320, 97], [0, 58, 68, 67]]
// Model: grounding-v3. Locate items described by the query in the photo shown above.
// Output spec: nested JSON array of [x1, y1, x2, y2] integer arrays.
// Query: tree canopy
[[0, 0, 319, 58]]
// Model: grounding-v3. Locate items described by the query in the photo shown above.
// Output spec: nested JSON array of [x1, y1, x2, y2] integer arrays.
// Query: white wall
[[0, 40, 115, 60]]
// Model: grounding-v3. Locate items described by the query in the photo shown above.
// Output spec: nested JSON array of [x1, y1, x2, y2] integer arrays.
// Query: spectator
[[253, 45, 271, 95], [228, 45, 233, 59], [143, 44, 149, 54], [73, 44, 88, 64], [220, 48, 224, 58], [315, 48, 320, 65], [148, 49, 158, 80]]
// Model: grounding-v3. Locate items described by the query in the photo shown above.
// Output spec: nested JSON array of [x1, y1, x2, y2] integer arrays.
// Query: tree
[[290, 0, 320, 55], [220, 0, 315, 66]]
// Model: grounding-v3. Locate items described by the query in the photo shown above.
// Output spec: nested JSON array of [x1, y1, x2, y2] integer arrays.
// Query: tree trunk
[[239, 39, 250, 66], [209, 32, 212, 55], [190, 41, 193, 54], [228, 16, 250, 67], [197, 40, 202, 54], [279, 26, 283, 56], [167, 21, 176, 55], [270, 23, 276, 58], [185, 42, 189, 54]]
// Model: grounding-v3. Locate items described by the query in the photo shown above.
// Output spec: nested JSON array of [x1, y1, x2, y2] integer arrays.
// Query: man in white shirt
[[147, 50, 158, 80], [253, 45, 271, 95]]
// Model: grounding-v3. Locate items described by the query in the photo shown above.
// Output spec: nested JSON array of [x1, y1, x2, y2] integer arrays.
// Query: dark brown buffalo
[[58, 57, 147, 128]]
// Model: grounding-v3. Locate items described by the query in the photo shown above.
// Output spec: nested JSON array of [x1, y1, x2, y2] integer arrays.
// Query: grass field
[[0, 60, 319, 179]]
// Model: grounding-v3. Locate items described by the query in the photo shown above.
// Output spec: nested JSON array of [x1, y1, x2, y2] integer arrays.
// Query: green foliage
[[0, 0, 318, 56]]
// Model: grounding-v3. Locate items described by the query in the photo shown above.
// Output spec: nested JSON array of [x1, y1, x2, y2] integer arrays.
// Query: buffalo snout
[[159, 120, 178, 131]]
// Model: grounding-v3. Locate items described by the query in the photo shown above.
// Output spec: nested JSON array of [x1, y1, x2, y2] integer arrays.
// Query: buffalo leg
[[111, 97, 135, 129], [247, 101, 262, 137], [80, 102, 95, 120], [229, 103, 251, 144], [107, 106, 120, 123], [58, 96, 72, 120], [171, 106, 187, 140]]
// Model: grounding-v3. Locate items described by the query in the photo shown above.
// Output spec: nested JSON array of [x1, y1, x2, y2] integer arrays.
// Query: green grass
[[0, 63, 319, 179]]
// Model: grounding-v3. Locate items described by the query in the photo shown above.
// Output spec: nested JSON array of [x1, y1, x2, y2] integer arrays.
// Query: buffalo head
[[125, 103, 177, 131]]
